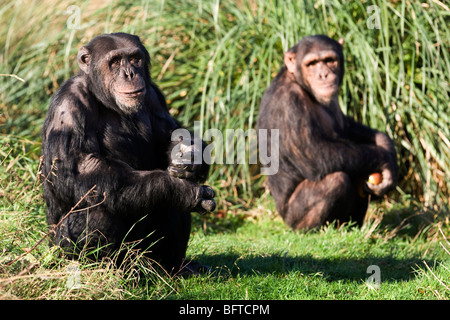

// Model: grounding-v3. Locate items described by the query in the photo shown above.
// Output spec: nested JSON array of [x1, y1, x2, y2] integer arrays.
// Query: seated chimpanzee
[[41, 33, 215, 273], [258, 35, 398, 230]]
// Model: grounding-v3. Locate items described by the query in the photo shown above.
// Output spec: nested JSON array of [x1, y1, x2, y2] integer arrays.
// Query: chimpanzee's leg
[[284, 172, 369, 230]]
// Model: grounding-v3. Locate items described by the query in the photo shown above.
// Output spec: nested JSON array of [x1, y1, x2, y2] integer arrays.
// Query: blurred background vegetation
[[1, 0, 448, 209]]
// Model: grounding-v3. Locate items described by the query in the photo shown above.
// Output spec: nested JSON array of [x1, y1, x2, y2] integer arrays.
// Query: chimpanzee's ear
[[284, 51, 297, 74], [338, 38, 344, 46], [77, 46, 91, 74]]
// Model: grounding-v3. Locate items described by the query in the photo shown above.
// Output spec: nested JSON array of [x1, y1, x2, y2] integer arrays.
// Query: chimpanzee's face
[[284, 35, 344, 106], [299, 46, 341, 105], [77, 33, 151, 114]]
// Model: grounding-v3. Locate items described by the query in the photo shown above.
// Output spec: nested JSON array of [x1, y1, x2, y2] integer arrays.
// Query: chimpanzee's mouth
[[119, 87, 146, 97]]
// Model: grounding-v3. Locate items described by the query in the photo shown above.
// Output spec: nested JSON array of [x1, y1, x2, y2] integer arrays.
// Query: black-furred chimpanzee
[[41, 33, 215, 273], [258, 35, 398, 230]]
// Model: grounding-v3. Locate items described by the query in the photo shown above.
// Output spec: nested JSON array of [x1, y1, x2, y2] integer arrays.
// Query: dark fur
[[41, 33, 214, 272], [258, 35, 398, 229]]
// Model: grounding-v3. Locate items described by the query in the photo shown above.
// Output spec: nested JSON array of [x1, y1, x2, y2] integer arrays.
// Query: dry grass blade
[[423, 261, 450, 293], [0, 74, 25, 82], [5, 185, 101, 267]]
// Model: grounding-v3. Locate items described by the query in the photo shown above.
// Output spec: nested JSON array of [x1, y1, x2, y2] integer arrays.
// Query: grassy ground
[[1, 0, 449, 300], [0, 137, 449, 300]]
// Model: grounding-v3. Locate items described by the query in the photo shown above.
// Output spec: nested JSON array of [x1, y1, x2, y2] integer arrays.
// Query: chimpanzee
[[41, 33, 215, 273], [258, 35, 398, 230]]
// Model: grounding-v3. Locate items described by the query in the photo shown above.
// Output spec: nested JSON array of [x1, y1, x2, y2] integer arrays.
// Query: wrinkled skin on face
[[77, 34, 150, 114], [284, 35, 344, 106]]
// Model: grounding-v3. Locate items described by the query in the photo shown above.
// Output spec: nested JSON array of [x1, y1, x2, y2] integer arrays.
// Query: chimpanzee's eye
[[110, 58, 120, 68], [130, 56, 142, 66]]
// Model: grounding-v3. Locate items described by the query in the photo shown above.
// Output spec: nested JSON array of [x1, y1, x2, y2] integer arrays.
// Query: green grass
[[1, 0, 450, 300], [183, 219, 450, 300], [0, 136, 449, 300]]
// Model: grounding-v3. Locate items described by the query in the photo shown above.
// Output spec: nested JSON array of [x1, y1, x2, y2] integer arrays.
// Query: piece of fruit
[[368, 173, 382, 185]]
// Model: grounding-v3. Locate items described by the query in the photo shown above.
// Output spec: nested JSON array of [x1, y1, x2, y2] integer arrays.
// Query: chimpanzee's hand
[[193, 185, 216, 214], [364, 133, 398, 196], [364, 163, 397, 197], [167, 137, 207, 183]]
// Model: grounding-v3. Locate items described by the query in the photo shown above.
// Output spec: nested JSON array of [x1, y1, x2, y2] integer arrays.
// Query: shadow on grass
[[189, 202, 445, 283], [192, 212, 248, 235], [196, 253, 430, 283], [377, 206, 445, 239]]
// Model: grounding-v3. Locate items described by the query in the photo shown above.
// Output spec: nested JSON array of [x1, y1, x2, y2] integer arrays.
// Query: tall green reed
[[1, 0, 448, 206]]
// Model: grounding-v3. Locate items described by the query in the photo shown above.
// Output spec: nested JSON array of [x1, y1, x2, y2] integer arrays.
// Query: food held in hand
[[368, 173, 382, 185]]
